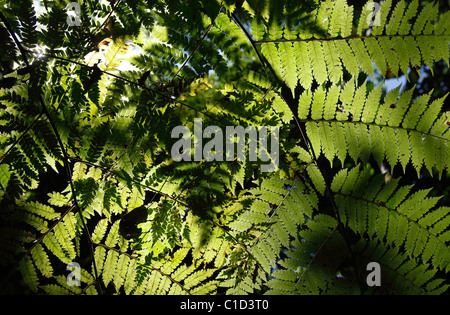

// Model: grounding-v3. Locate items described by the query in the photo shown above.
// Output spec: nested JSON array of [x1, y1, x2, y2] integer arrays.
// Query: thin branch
[[292, 224, 339, 294], [91, 0, 122, 39], [258, 85, 273, 103], [230, 13, 266, 69], [0, 112, 44, 164], [170, 22, 214, 85], [169, 5, 224, 85]]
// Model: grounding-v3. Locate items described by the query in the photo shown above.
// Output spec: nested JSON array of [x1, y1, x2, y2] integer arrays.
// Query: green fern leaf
[[0, 164, 10, 189], [293, 42, 313, 90], [102, 249, 119, 287], [91, 218, 109, 244], [399, 0, 419, 35], [279, 30, 298, 97], [47, 192, 70, 208], [365, 38, 387, 76], [30, 244, 53, 278], [379, 37, 400, 77], [328, 0, 348, 38], [322, 41, 342, 84], [335, 40, 360, 78], [372, 0, 393, 36], [18, 257, 39, 293], [362, 83, 383, 124], [1, 0, 449, 296], [23, 201, 59, 221], [386, 0, 406, 36], [306, 164, 326, 196], [308, 41, 328, 86], [349, 39, 373, 76], [261, 43, 283, 80], [311, 86, 326, 120]]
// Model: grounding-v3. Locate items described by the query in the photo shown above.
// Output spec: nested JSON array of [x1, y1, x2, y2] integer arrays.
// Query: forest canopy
[[0, 0, 450, 295]]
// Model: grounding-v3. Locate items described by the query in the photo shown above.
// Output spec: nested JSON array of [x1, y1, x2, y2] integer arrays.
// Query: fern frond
[[256, 0, 450, 90], [355, 239, 448, 294], [267, 165, 449, 295], [333, 165, 450, 272], [1, 0, 448, 296], [30, 243, 52, 278], [0, 164, 11, 189], [279, 39, 297, 96], [323, 41, 343, 84], [301, 80, 449, 176], [131, 251, 220, 295], [261, 43, 283, 81], [18, 257, 39, 293], [102, 249, 119, 287], [308, 41, 328, 86], [266, 214, 343, 295]]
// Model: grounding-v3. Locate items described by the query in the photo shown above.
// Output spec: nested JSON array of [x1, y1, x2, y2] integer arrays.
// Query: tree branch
[[230, 13, 266, 69]]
